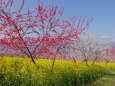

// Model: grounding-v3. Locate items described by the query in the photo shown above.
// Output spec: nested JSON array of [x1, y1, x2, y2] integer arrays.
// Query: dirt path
[[86, 71, 115, 86]]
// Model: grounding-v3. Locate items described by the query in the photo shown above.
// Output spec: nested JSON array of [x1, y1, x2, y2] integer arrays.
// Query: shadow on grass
[[105, 72, 115, 77], [85, 71, 115, 86]]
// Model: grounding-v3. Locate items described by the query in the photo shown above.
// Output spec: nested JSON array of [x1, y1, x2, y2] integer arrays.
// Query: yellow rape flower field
[[0, 56, 115, 86]]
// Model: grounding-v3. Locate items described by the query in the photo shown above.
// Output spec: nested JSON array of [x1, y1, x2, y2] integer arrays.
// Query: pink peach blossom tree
[[0, 0, 92, 65], [105, 46, 115, 62]]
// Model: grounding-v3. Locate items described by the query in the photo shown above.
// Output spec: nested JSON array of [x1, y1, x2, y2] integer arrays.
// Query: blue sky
[[13, 0, 115, 41]]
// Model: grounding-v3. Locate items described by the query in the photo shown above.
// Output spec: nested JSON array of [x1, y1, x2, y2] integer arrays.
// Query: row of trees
[[74, 33, 115, 66], [0, 0, 114, 66]]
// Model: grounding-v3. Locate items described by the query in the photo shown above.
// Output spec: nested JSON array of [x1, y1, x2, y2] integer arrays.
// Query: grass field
[[86, 71, 115, 86], [0, 56, 115, 86]]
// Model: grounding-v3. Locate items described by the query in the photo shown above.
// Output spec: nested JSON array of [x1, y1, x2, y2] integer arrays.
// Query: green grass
[[85, 71, 115, 86], [0, 56, 115, 86]]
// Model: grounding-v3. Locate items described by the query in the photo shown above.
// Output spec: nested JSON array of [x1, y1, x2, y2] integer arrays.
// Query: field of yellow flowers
[[0, 56, 115, 86]]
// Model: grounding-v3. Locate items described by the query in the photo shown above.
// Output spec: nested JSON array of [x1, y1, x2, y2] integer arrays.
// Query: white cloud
[[100, 35, 108, 39]]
